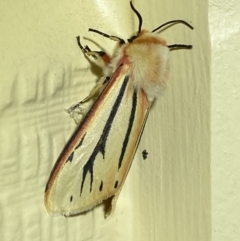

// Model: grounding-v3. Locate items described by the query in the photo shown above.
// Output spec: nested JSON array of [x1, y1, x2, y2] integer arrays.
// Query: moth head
[[89, 2, 193, 50], [128, 1, 193, 49], [128, 30, 167, 47]]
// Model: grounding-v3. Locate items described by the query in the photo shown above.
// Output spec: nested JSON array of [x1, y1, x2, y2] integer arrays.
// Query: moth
[[44, 1, 193, 217]]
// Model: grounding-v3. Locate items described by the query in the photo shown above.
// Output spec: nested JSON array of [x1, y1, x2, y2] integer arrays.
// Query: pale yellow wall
[[210, 0, 240, 240], [1, 0, 237, 240]]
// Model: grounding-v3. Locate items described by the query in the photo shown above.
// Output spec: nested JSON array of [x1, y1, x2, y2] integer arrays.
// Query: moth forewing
[[45, 65, 151, 216]]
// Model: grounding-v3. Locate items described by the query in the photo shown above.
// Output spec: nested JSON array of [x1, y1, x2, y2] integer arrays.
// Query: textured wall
[[210, 0, 240, 240], [0, 0, 212, 240]]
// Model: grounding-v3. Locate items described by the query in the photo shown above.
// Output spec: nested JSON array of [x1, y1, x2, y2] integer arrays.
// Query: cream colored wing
[[45, 64, 151, 216]]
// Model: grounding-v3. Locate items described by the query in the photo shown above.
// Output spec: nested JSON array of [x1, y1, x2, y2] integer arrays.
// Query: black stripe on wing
[[80, 76, 130, 195], [118, 89, 137, 169], [66, 133, 86, 163]]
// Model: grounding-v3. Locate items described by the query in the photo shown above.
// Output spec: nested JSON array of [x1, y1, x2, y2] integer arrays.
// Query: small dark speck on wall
[[142, 150, 148, 160]]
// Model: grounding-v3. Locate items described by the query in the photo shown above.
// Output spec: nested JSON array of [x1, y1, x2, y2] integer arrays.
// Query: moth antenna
[[130, 1, 142, 34], [152, 20, 194, 33], [167, 44, 192, 50]]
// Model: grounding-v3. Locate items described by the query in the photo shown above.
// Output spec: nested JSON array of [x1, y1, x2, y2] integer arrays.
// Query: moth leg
[[74, 36, 111, 105], [66, 36, 111, 124], [76, 36, 111, 67], [67, 37, 112, 122], [66, 74, 110, 115], [86, 49, 111, 67], [88, 28, 125, 45]]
